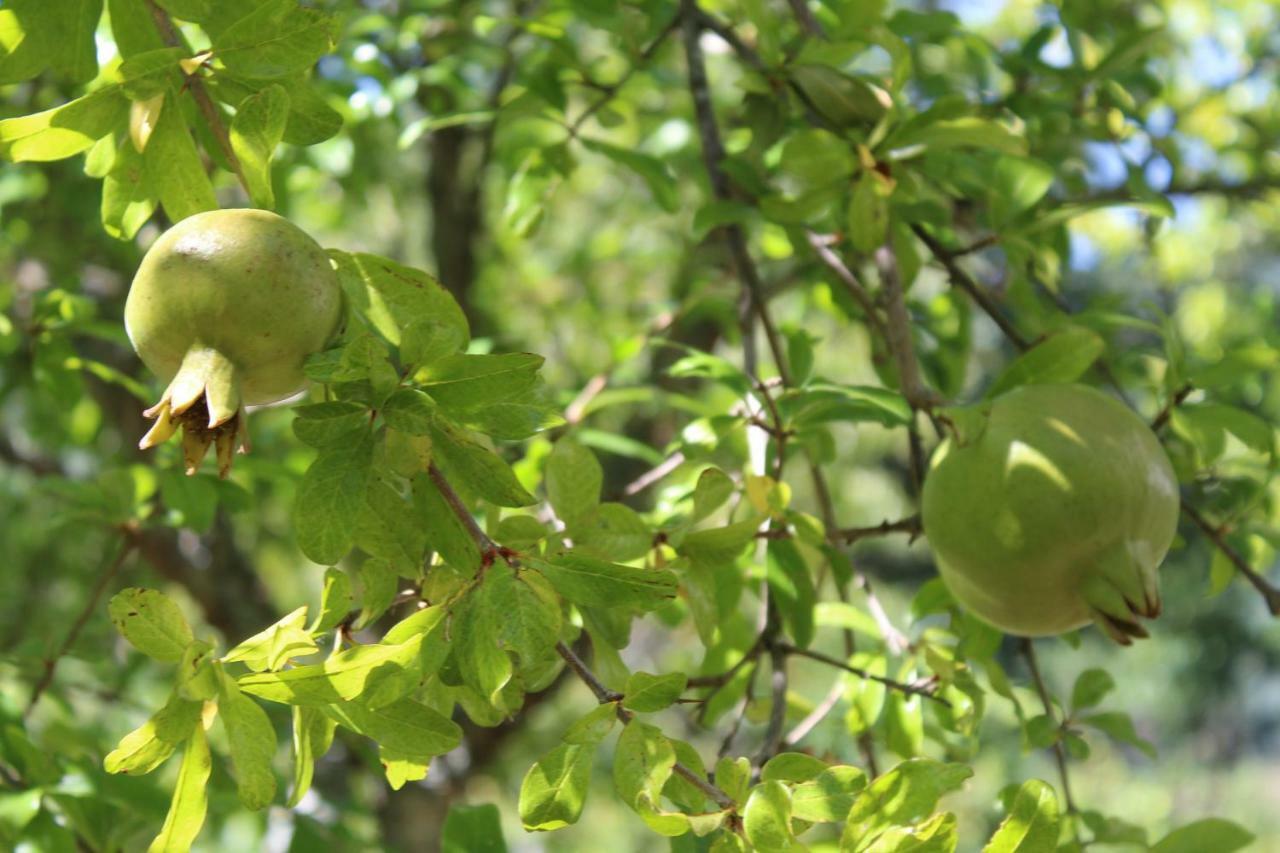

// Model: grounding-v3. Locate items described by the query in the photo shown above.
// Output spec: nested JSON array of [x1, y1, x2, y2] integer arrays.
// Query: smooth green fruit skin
[[125, 209, 342, 407], [921, 384, 1179, 637]]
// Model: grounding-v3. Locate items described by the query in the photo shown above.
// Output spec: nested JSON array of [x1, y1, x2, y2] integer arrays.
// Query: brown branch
[[681, 0, 790, 386], [1181, 502, 1280, 615], [805, 231, 888, 342], [569, 12, 682, 135], [1150, 383, 1193, 432], [755, 642, 789, 766], [784, 677, 844, 746], [1089, 176, 1280, 203], [427, 462, 497, 553], [620, 451, 686, 497], [786, 0, 826, 38], [910, 224, 1032, 351], [1021, 639, 1078, 817], [777, 642, 948, 705], [837, 515, 922, 544], [145, 1, 250, 196], [26, 531, 136, 717]]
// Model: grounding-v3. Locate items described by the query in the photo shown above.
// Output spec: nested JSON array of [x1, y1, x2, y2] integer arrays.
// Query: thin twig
[[1150, 383, 1193, 432], [569, 13, 682, 135], [428, 462, 497, 552], [911, 224, 1031, 351], [1181, 502, 1280, 614], [805, 231, 888, 342], [778, 643, 947, 705], [837, 515, 922, 544], [26, 532, 136, 717], [145, 1, 250, 196], [784, 677, 844, 746], [681, 0, 790, 386], [1021, 638, 1078, 818], [717, 660, 760, 758], [620, 451, 686, 497], [755, 642, 789, 766], [785, 0, 826, 37]]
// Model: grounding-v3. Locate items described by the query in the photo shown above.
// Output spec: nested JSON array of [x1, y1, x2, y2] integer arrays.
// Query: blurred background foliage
[[0, 0, 1278, 850]]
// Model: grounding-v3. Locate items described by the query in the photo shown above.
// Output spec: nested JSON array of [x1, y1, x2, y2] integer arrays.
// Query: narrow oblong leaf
[[104, 692, 202, 776], [526, 553, 677, 610], [986, 327, 1106, 398], [229, 83, 289, 208], [147, 724, 212, 853], [216, 669, 277, 810], [982, 779, 1060, 853]]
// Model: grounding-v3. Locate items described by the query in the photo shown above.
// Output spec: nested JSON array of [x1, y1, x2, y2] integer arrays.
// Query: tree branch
[[569, 12, 682, 136], [1021, 639, 1078, 818], [1181, 501, 1280, 615], [910, 224, 1031, 351], [1150, 383, 1193, 432], [777, 642, 948, 705], [837, 515, 922, 544], [26, 530, 136, 717], [145, 1, 250, 196]]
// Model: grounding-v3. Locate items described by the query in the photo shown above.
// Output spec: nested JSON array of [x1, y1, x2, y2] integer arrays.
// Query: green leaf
[[147, 724, 211, 853], [520, 742, 595, 831], [574, 502, 653, 562], [866, 810, 959, 851], [104, 691, 202, 776], [326, 698, 462, 790], [494, 565, 562, 661], [845, 758, 972, 843], [108, 588, 194, 663], [622, 671, 688, 713], [581, 137, 678, 212], [421, 353, 544, 410], [412, 473, 483, 575], [0, 88, 126, 162], [293, 430, 375, 564], [791, 765, 868, 822], [213, 0, 334, 78], [760, 752, 829, 783], [1069, 669, 1115, 713], [430, 418, 537, 508], [0, 0, 102, 84], [311, 567, 354, 633], [287, 706, 335, 808], [743, 781, 796, 851], [527, 553, 677, 610], [613, 720, 674, 810], [1013, 196, 1174, 235], [355, 478, 427, 573], [981, 779, 1060, 853], [563, 704, 618, 745], [790, 64, 888, 126], [1151, 818, 1255, 853], [229, 83, 289, 208], [986, 328, 1106, 398], [453, 577, 514, 702], [100, 142, 157, 240], [849, 170, 890, 254], [988, 156, 1055, 225], [890, 116, 1027, 156], [237, 637, 423, 705], [1078, 711, 1156, 758], [443, 803, 508, 853], [692, 467, 735, 521], [328, 250, 469, 362], [381, 389, 436, 435], [546, 439, 602, 524], [779, 129, 856, 189], [678, 519, 759, 567], [784, 383, 913, 428], [766, 538, 816, 648], [223, 606, 318, 672], [353, 557, 396, 628], [215, 668, 277, 810], [293, 401, 370, 447], [145, 98, 218, 222]]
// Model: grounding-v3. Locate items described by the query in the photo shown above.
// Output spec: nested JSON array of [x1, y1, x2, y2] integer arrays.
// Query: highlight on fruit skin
[[921, 383, 1180, 645], [125, 209, 343, 477]]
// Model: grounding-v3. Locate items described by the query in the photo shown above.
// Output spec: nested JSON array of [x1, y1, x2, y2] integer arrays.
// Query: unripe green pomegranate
[[921, 384, 1179, 644], [126, 209, 342, 476]]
